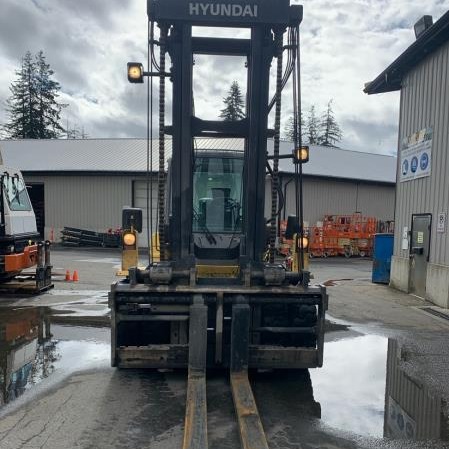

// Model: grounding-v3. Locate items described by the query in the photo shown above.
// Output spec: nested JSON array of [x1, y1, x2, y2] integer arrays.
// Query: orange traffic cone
[[72, 270, 79, 282], [65, 270, 71, 281]]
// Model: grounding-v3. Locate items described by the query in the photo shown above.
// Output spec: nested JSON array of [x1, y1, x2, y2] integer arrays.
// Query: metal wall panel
[[133, 179, 159, 247], [24, 175, 134, 239], [394, 41, 449, 265], [24, 173, 394, 245], [269, 176, 395, 226]]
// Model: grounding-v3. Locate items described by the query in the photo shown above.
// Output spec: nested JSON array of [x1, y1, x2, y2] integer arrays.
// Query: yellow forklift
[[110, 1, 328, 447]]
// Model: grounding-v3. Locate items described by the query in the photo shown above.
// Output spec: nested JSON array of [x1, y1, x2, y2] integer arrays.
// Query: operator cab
[[192, 150, 243, 264], [0, 168, 39, 249]]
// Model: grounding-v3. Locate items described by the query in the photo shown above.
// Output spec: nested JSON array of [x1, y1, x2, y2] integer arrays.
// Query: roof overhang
[[364, 10, 449, 95]]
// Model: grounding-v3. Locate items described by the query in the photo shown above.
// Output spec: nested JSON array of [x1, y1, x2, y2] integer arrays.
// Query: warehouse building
[[0, 138, 396, 247], [365, 12, 449, 308]]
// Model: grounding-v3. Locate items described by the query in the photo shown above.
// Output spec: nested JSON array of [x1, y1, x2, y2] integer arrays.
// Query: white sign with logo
[[399, 127, 432, 182]]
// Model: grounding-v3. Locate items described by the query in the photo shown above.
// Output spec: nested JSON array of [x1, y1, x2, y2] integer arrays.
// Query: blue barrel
[[372, 233, 394, 284]]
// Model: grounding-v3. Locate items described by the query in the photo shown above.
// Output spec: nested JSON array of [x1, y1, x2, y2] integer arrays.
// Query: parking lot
[[0, 248, 448, 449]]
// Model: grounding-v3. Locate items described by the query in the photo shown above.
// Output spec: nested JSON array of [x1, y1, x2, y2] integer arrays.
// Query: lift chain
[[269, 30, 284, 263], [158, 25, 168, 261]]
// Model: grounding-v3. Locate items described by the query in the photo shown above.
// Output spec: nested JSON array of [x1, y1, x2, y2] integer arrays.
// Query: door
[[409, 214, 431, 298], [26, 183, 45, 237]]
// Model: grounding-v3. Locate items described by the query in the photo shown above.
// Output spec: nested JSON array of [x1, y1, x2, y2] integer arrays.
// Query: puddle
[[312, 335, 448, 444], [0, 306, 447, 446], [39, 290, 110, 320], [311, 335, 388, 437], [0, 308, 109, 412]]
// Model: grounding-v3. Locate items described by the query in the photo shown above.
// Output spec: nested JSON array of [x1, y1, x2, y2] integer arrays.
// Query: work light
[[127, 62, 144, 83], [123, 232, 136, 246], [301, 236, 309, 249], [293, 146, 309, 163]]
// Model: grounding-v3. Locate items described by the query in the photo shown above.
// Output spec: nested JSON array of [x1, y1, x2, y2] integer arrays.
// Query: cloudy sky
[[0, 0, 448, 154]]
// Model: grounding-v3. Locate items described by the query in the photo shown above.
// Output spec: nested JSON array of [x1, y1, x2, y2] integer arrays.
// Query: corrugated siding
[[24, 173, 394, 243], [133, 179, 159, 247], [356, 183, 396, 219], [24, 175, 134, 238], [270, 176, 395, 226], [394, 40, 449, 265]]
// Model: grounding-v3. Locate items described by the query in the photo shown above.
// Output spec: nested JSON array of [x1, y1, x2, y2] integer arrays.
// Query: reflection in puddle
[[385, 339, 449, 441], [0, 307, 109, 410], [311, 335, 449, 443], [311, 334, 388, 437]]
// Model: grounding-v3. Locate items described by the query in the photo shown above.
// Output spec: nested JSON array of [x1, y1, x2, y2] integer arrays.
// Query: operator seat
[[206, 188, 228, 230]]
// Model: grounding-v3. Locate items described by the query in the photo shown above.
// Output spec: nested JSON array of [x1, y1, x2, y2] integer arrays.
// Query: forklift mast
[[149, 0, 303, 269], [112, 3, 326, 446]]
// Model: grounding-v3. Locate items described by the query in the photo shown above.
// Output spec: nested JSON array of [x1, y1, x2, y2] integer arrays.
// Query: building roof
[[364, 11, 449, 94], [0, 138, 396, 184], [275, 142, 396, 183]]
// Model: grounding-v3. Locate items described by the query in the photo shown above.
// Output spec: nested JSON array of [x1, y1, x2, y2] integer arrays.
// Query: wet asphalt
[[0, 248, 448, 449]]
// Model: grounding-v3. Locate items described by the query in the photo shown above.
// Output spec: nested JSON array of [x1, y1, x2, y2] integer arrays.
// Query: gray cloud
[[0, 0, 448, 154]]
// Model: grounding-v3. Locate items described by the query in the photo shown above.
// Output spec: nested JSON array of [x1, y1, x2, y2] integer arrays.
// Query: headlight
[[127, 62, 144, 83], [123, 232, 136, 246], [293, 146, 310, 163]]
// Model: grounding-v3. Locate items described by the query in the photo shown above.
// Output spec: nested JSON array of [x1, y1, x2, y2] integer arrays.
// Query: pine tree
[[318, 99, 342, 147], [283, 112, 305, 143], [305, 105, 319, 145], [2, 51, 66, 139], [219, 81, 245, 121], [3, 52, 37, 138], [35, 51, 66, 138]]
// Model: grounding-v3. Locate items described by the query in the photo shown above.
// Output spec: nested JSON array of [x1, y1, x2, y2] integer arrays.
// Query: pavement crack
[[6, 388, 74, 448]]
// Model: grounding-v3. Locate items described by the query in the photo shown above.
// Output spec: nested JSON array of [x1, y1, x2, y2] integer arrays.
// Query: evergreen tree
[[3, 51, 66, 139], [3, 52, 37, 138], [283, 112, 305, 143], [219, 81, 245, 121], [35, 51, 66, 138], [305, 105, 319, 145], [318, 99, 342, 147]]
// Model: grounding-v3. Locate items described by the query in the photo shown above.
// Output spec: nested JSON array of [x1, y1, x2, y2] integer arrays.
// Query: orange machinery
[[280, 214, 384, 258], [308, 214, 377, 258]]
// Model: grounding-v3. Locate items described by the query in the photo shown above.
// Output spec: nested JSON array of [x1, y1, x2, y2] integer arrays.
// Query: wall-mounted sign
[[400, 127, 432, 182], [437, 212, 446, 233]]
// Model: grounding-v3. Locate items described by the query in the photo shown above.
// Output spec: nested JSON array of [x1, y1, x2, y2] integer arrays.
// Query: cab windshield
[[193, 155, 243, 233], [2, 175, 32, 212]]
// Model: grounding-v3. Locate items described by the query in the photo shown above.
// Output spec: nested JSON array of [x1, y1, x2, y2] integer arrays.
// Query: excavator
[[109, 1, 328, 447]]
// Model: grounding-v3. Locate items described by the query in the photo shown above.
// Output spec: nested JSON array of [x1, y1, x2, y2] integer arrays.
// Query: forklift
[[109, 1, 328, 447]]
